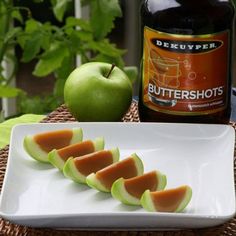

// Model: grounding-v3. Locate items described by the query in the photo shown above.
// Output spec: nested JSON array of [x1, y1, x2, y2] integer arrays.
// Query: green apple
[[64, 62, 133, 122]]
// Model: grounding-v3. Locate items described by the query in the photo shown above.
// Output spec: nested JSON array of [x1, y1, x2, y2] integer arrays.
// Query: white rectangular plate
[[0, 123, 235, 230]]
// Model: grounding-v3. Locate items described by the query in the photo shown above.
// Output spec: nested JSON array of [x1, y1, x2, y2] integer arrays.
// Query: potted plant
[[0, 0, 136, 117]]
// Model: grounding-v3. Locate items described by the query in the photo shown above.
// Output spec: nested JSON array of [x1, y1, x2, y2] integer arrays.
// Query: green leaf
[[4, 27, 22, 43], [40, 36, 51, 51], [67, 30, 92, 53], [51, 0, 71, 22], [123, 66, 138, 84], [33, 41, 69, 77], [20, 96, 47, 114], [68, 31, 82, 51], [11, 9, 23, 23], [65, 17, 92, 31], [22, 31, 43, 62], [88, 39, 126, 57], [90, 0, 122, 39], [0, 85, 21, 98], [17, 34, 27, 49], [40, 24, 52, 50], [25, 19, 41, 33], [76, 30, 93, 41], [42, 21, 53, 31], [55, 55, 74, 80], [0, 114, 45, 149], [54, 55, 74, 97], [19, 94, 60, 114], [53, 78, 66, 98], [18, 19, 42, 49]]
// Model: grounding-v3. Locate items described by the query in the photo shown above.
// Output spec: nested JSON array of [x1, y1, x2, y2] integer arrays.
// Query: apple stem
[[106, 64, 116, 78]]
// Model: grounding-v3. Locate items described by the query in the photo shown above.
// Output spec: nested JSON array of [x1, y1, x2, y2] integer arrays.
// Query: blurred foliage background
[[0, 0, 138, 116]]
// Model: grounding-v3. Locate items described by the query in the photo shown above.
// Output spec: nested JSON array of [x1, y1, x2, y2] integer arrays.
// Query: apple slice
[[63, 148, 120, 184], [111, 170, 167, 206], [86, 153, 144, 193], [141, 185, 192, 213], [23, 128, 83, 163], [48, 137, 104, 171]]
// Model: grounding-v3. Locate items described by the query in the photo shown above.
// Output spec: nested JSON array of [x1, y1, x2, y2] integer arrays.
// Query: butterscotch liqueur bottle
[[139, 0, 235, 123]]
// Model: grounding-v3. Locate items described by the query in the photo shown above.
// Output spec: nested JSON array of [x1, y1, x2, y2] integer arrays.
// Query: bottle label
[[142, 26, 230, 115]]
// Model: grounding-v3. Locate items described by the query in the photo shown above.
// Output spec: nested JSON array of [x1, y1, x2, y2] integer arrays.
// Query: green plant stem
[[5, 54, 18, 86], [0, 0, 12, 65], [12, 6, 31, 18], [106, 64, 115, 78]]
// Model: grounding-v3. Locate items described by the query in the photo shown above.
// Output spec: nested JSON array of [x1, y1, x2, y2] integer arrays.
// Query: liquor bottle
[[139, 0, 235, 123]]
